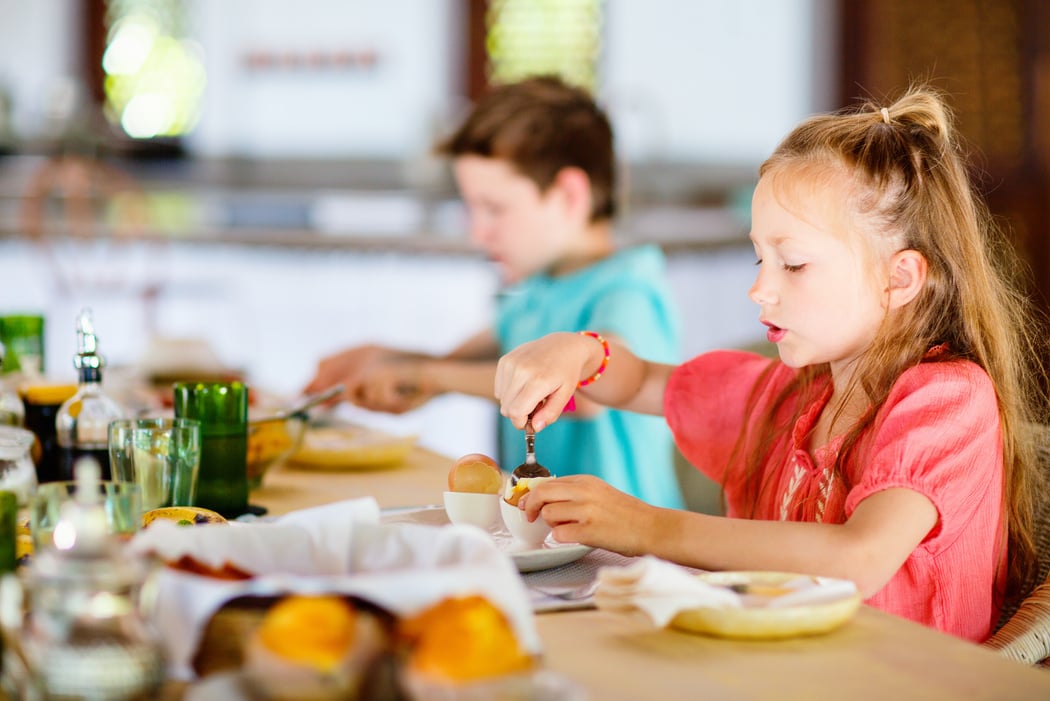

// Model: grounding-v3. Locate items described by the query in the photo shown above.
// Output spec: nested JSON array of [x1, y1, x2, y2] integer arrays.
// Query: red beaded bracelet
[[577, 331, 610, 387]]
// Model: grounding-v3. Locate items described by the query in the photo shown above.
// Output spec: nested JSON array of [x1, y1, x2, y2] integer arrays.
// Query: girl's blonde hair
[[737, 85, 1048, 609]]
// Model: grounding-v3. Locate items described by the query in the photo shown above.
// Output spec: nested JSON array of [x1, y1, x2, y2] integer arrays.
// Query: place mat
[[285, 425, 418, 470], [523, 549, 641, 613]]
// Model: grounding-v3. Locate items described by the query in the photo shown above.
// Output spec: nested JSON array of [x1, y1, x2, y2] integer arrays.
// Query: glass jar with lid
[[20, 458, 163, 700]]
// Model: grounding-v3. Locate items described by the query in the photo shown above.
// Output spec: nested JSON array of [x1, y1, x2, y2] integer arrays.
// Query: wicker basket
[[193, 596, 277, 677]]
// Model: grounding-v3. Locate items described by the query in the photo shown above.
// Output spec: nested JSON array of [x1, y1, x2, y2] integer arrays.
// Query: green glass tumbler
[[173, 382, 248, 518], [0, 314, 45, 375]]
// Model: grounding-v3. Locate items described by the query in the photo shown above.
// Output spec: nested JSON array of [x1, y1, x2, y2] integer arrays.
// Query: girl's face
[[748, 173, 890, 382], [453, 155, 575, 284]]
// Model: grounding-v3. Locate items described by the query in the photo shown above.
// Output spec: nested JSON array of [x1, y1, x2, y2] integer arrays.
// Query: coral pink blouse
[[664, 349, 1005, 641]]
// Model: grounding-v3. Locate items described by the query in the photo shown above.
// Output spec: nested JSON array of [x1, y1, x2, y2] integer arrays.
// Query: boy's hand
[[303, 344, 392, 405], [352, 359, 434, 414]]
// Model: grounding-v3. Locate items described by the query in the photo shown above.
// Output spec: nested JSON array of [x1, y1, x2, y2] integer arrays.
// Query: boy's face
[[747, 173, 890, 383], [453, 156, 576, 284]]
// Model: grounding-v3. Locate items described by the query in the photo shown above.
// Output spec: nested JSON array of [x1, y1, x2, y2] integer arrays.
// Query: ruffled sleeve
[[844, 360, 1003, 554], [664, 350, 787, 484]]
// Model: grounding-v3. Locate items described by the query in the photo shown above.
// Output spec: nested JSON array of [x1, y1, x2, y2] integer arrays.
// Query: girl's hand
[[495, 332, 592, 430], [519, 474, 655, 556]]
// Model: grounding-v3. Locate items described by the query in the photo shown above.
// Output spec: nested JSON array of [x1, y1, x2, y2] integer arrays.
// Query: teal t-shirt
[[495, 245, 684, 508]]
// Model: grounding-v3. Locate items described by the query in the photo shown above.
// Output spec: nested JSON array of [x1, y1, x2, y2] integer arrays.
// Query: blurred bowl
[[247, 413, 307, 489]]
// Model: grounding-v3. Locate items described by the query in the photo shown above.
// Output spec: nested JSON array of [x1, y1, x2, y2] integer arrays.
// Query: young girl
[[494, 85, 1047, 642], [305, 76, 684, 509]]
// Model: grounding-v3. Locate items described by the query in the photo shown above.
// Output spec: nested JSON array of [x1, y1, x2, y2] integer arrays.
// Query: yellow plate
[[286, 426, 417, 470], [669, 571, 861, 640]]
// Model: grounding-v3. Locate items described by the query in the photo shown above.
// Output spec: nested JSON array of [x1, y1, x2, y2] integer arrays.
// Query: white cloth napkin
[[594, 556, 858, 628], [130, 497, 382, 576], [129, 498, 539, 681]]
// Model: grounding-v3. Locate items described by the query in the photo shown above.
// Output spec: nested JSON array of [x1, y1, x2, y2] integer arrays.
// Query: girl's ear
[[551, 166, 593, 221], [887, 249, 928, 309]]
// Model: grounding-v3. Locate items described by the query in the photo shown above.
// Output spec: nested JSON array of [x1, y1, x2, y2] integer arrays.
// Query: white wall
[[603, 0, 838, 163], [0, 0, 81, 143], [0, 0, 837, 164], [186, 0, 463, 159]]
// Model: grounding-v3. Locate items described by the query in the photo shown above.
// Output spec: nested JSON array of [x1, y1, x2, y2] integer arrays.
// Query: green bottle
[[0, 489, 13, 684], [0, 490, 15, 573], [173, 382, 249, 518]]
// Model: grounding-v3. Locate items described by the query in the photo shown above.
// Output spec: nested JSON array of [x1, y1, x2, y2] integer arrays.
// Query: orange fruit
[[257, 595, 358, 672], [400, 595, 533, 682]]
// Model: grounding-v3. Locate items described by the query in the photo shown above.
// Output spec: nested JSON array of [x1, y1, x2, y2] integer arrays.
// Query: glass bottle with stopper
[[55, 309, 125, 481], [19, 457, 163, 700]]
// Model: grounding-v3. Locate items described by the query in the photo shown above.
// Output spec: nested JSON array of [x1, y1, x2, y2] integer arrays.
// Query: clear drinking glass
[[173, 381, 248, 518], [30, 480, 142, 551], [108, 417, 201, 511]]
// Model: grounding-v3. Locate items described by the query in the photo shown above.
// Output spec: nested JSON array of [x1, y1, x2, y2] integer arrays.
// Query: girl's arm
[[496, 331, 676, 430], [525, 476, 937, 598]]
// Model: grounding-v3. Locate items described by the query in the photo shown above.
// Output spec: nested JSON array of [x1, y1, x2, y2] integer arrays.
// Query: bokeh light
[[486, 0, 603, 91], [102, 1, 205, 139]]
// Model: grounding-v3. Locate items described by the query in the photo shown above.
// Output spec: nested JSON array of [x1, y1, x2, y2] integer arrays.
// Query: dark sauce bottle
[[55, 310, 124, 481]]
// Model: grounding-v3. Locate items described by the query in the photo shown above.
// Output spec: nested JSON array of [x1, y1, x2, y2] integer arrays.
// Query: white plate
[[286, 425, 417, 471], [669, 571, 861, 639], [381, 506, 593, 573]]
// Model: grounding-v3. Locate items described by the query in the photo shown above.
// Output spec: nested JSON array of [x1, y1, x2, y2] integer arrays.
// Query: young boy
[[304, 76, 684, 508]]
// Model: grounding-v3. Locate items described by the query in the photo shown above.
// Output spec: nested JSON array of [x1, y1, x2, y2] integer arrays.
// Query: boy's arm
[[421, 329, 502, 399], [367, 329, 501, 406], [444, 329, 500, 361]]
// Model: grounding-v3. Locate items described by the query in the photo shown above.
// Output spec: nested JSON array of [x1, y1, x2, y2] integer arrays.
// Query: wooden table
[[241, 446, 1050, 700]]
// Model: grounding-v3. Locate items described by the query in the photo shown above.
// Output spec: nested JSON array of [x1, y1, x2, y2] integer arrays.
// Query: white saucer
[[505, 540, 593, 573], [381, 505, 593, 573]]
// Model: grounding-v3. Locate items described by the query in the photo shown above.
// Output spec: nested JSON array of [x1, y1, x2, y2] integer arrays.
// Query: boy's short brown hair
[[435, 75, 616, 222]]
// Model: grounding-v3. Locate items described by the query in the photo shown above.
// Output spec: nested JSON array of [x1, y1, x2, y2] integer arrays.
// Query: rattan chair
[[982, 430, 1050, 666]]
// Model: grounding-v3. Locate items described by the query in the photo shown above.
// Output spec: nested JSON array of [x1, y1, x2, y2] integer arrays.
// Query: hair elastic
[[880, 107, 891, 124], [577, 331, 610, 387]]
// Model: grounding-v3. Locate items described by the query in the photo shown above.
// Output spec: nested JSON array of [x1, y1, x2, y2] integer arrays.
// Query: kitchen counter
[[0, 154, 754, 254]]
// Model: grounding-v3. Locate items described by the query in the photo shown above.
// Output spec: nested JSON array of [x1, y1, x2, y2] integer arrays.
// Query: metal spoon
[[511, 415, 552, 484], [250, 384, 344, 424], [532, 580, 599, 601]]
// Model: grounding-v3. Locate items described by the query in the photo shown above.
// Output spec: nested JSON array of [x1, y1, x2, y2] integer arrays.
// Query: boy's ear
[[551, 167, 592, 220], [887, 249, 927, 309]]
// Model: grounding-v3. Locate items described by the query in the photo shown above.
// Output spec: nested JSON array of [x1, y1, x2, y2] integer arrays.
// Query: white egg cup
[[500, 498, 552, 548], [442, 491, 501, 530]]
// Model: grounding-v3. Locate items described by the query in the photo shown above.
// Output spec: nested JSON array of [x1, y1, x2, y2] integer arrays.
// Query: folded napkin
[[129, 498, 539, 681], [130, 497, 382, 576], [594, 556, 858, 628]]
